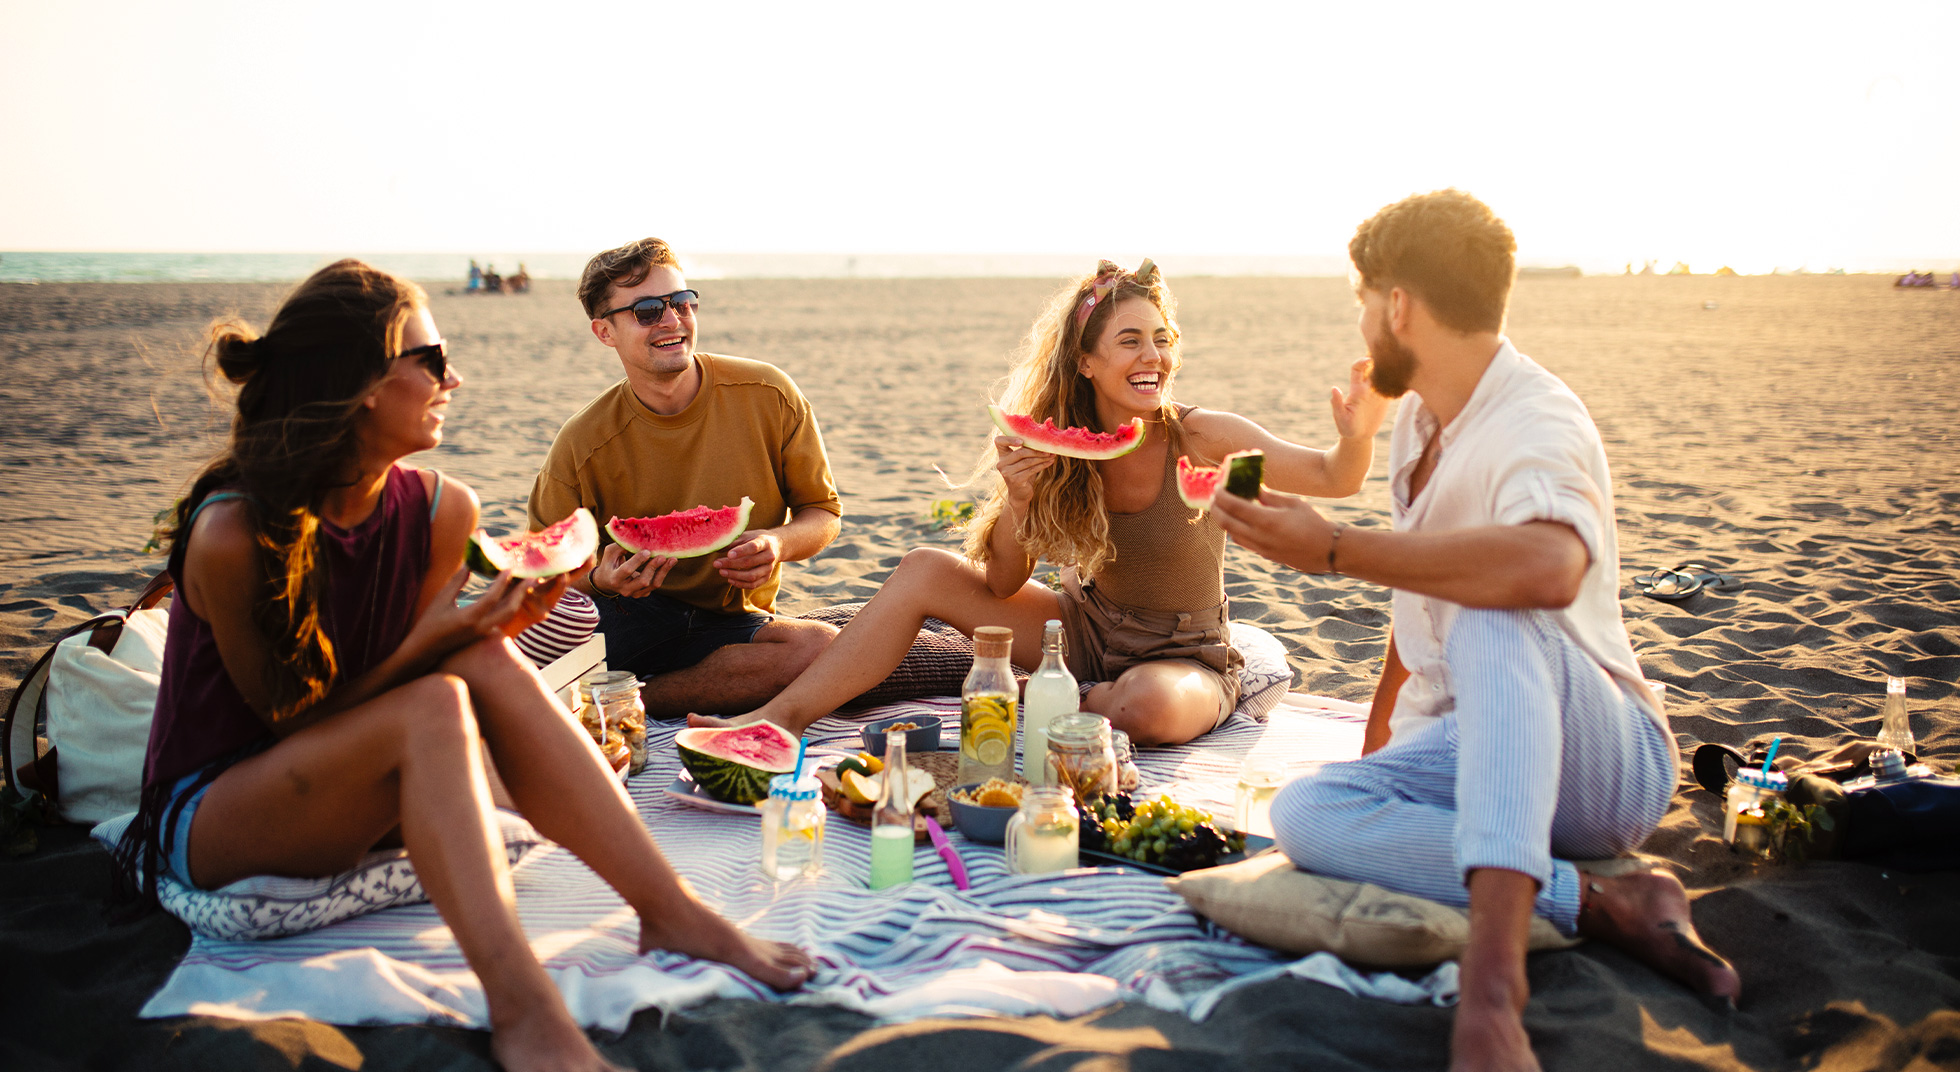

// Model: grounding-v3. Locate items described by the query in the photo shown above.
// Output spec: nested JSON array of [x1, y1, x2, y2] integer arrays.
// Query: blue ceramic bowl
[[861, 714, 944, 756], [947, 782, 1018, 844]]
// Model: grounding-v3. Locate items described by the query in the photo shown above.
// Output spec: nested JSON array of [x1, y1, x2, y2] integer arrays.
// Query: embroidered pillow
[[92, 808, 545, 941], [1228, 622, 1293, 722]]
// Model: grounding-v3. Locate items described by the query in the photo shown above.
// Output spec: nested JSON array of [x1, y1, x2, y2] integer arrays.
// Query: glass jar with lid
[[1005, 786, 1079, 874], [759, 773, 826, 881], [589, 676, 647, 777], [1044, 712, 1117, 808], [1110, 729, 1142, 793]]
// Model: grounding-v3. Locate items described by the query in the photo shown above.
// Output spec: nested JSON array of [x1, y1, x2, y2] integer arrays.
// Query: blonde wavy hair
[[962, 260, 1187, 577]]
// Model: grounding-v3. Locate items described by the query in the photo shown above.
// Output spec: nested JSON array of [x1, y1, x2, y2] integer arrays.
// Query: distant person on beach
[[483, 264, 503, 293], [112, 259, 811, 1072], [509, 262, 531, 293], [1210, 190, 1739, 1070], [529, 237, 842, 718], [467, 258, 482, 292], [695, 258, 1386, 745]]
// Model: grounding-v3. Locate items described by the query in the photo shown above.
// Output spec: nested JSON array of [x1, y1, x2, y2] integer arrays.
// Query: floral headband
[[1074, 258, 1159, 335]]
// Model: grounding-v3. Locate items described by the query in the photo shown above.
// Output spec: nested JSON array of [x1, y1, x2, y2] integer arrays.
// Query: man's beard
[[1367, 324, 1419, 398]]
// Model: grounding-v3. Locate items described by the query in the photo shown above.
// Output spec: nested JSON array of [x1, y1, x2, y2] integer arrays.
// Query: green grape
[[1178, 818, 1196, 834]]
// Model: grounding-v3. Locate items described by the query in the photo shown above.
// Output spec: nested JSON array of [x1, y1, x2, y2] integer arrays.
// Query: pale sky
[[3, 0, 1954, 272]]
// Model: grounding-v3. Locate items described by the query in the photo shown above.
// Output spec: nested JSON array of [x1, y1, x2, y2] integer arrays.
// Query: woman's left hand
[[415, 567, 567, 654], [1331, 357, 1390, 440]]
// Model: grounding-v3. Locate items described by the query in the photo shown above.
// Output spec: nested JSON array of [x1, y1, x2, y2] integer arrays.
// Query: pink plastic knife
[[923, 816, 969, 890]]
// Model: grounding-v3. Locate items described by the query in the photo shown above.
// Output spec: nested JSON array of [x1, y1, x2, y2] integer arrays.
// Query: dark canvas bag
[[3, 571, 174, 824]]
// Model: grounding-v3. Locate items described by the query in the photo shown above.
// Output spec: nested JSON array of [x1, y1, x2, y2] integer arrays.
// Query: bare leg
[[1577, 868, 1740, 1006], [639, 618, 837, 718], [1451, 868, 1542, 1072], [191, 674, 627, 1072], [1082, 658, 1228, 746], [692, 548, 1062, 733], [437, 639, 814, 989]]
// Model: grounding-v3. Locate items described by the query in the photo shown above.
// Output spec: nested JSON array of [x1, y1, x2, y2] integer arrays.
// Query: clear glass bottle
[[1110, 729, 1142, 793], [759, 774, 825, 881], [959, 626, 1018, 787], [1005, 786, 1079, 874], [1875, 676, 1915, 756], [591, 676, 647, 777], [867, 734, 915, 889], [1021, 620, 1078, 786], [1044, 712, 1117, 809]]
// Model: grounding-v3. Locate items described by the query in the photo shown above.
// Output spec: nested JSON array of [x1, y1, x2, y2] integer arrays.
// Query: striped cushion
[[513, 589, 601, 667]]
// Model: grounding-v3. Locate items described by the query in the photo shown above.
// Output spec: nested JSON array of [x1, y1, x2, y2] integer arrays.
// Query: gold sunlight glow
[[1, 1, 1954, 270]]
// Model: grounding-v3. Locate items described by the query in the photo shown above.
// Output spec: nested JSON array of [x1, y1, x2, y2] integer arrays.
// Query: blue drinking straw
[[794, 735, 808, 781], [1761, 736, 1782, 772]]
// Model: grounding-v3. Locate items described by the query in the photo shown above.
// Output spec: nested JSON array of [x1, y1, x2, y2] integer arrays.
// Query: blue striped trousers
[[1270, 608, 1675, 934]]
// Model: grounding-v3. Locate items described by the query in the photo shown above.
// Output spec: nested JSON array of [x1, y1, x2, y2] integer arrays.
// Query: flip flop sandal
[[1673, 562, 1741, 592], [1691, 743, 1750, 794], [1633, 567, 1702, 602]]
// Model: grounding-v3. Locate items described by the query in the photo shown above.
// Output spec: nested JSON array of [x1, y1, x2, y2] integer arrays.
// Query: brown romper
[[1054, 408, 1244, 725]]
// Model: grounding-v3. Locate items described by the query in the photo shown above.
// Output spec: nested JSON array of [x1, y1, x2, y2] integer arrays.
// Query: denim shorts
[[594, 590, 773, 680], [158, 765, 220, 889]]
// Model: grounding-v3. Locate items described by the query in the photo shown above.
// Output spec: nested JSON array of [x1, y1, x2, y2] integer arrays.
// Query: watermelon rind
[[1223, 451, 1265, 500], [988, 404, 1144, 461], [676, 722, 801, 804], [607, 497, 755, 559], [466, 508, 599, 579]]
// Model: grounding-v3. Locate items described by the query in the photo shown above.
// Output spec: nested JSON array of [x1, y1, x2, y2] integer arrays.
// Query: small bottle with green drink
[[867, 733, 915, 889]]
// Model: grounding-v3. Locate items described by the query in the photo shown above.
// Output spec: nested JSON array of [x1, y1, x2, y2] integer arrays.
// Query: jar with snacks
[[575, 670, 637, 779], [958, 626, 1018, 787], [1005, 786, 1079, 874], [1110, 729, 1142, 793], [759, 774, 825, 881], [1044, 712, 1116, 809], [590, 676, 647, 777]]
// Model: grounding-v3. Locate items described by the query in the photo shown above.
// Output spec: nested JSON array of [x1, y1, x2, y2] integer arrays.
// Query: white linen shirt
[[1386, 338, 1664, 739]]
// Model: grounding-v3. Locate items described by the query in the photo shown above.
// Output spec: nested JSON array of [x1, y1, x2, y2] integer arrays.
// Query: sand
[[2, 273, 1957, 1070]]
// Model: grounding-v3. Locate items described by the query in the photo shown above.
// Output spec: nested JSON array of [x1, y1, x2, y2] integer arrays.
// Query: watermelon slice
[[988, 404, 1144, 460], [607, 497, 754, 559], [1175, 451, 1265, 510], [466, 508, 599, 579], [676, 722, 801, 804]]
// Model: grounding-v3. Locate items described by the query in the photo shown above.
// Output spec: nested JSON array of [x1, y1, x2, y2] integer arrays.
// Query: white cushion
[[1229, 622, 1293, 722], [92, 809, 546, 941]]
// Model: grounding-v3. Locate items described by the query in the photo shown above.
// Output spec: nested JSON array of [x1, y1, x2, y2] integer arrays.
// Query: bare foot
[[490, 1004, 627, 1072], [1451, 1000, 1541, 1072], [642, 907, 817, 991], [1578, 869, 1741, 1006]]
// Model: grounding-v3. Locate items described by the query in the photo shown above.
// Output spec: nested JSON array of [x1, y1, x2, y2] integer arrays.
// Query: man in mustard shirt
[[529, 238, 841, 718]]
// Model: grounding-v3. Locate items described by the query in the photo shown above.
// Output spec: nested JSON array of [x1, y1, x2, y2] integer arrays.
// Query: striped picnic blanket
[[136, 694, 1367, 1031]]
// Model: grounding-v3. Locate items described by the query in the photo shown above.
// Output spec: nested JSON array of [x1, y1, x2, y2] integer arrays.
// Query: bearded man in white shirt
[[1212, 189, 1740, 1072]]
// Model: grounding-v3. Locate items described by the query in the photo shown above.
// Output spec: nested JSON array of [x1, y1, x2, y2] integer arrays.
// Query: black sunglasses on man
[[599, 289, 700, 327]]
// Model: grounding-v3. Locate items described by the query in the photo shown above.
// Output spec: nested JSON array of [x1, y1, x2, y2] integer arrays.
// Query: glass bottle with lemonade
[[958, 626, 1018, 787]]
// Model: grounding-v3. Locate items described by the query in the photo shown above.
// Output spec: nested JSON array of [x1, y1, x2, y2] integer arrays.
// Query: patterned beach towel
[[127, 694, 1369, 1032]]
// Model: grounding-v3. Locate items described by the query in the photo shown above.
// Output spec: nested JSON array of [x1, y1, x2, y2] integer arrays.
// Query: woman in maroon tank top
[[120, 260, 810, 1072]]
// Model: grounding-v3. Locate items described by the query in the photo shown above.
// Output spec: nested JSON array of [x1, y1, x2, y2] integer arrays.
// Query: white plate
[[664, 771, 763, 816]]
